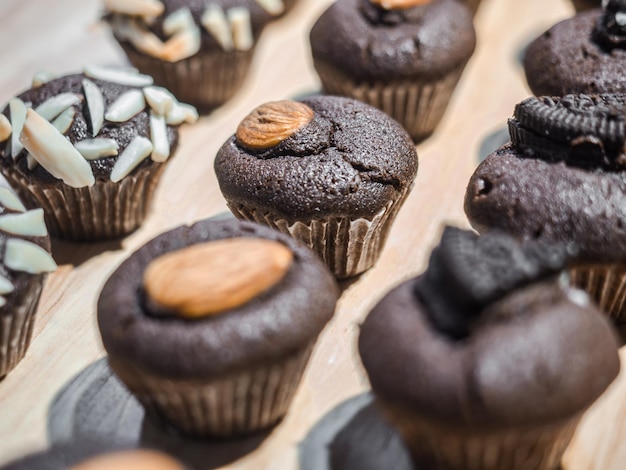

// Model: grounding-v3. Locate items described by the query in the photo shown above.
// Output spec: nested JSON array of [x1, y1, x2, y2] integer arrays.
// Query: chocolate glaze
[[214, 96, 418, 221], [0, 74, 179, 186], [309, 0, 476, 82], [524, 10, 626, 96], [98, 219, 339, 379]]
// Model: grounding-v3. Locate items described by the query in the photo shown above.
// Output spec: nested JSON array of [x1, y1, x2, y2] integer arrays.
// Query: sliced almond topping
[[159, 27, 201, 62], [202, 5, 233, 52], [0, 275, 14, 295], [143, 86, 175, 115], [143, 238, 293, 318], [228, 8, 254, 52], [370, 0, 432, 9], [84, 66, 154, 88], [26, 154, 38, 170], [103, 0, 164, 17], [20, 109, 95, 188], [69, 450, 185, 470], [165, 102, 199, 125], [254, 0, 284, 15], [237, 100, 314, 149], [0, 114, 11, 143], [150, 111, 170, 162], [5, 239, 57, 274], [110, 136, 153, 183], [34, 93, 81, 122], [105, 89, 146, 123], [163, 7, 196, 36], [0, 209, 47, 237], [75, 138, 119, 160], [82, 79, 105, 137], [9, 98, 28, 159], [32, 70, 56, 88], [111, 16, 165, 57], [0, 188, 26, 212], [52, 107, 76, 135]]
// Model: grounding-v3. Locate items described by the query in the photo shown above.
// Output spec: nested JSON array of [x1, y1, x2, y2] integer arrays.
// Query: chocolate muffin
[[0, 68, 197, 241], [359, 226, 620, 470], [214, 96, 418, 279], [309, 0, 476, 142], [0, 188, 56, 379], [524, 2, 626, 96], [103, 0, 281, 111], [465, 93, 626, 324], [98, 218, 338, 437]]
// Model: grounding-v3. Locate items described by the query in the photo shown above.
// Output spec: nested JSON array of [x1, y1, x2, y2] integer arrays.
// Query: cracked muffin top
[[214, 96, 418, 221]]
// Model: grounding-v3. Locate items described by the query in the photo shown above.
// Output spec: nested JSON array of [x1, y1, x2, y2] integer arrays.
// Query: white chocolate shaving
[[105, 89, 146, 123], [5, 239, 57, 274], [32, 70, 56, 88], [163, 7, 195, 36], [202, 5, 234, 52], [254, 0, 284, 15], [84, 66, 153, 88], [110, 136, 153, 183], [51, 107, 76, 135], [103, 0, 164, 17], [111, 16, 165, 57], [26, 154, 38, 170], [34, 93, 81, 122], [0, 115, 11, 143], [143, 86, 175, 115], [0, 209, 47, 237], [82, 79, 105, 137], [160, 27, 201, 62], [0, 276, 14, 295], [165, 102, 198, 125], [75, 138, 119, 160], [9, 98, 28, 159], [228, 8, 254, 52], [0, 297, 6, 308], [20, 109, 95, 188], [0, 188, 26, 212], [149, 111, 169, 162]]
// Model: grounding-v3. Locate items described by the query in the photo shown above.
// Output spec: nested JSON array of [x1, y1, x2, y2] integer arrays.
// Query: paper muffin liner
[[569, 263, 626, 324], [0, 280, 44, 378], [109, 342, 314, 437], [381, 403, 580, 470], [2, 163, 166, 242], [120, 44, 255, 112], [228, 186, 412, 279], [314, 61, 467, 142]]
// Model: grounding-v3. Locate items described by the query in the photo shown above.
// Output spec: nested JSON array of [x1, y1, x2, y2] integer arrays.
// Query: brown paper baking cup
[[120, 44, 255, 112], [2, 163, 165, 242], [109, 343, 314, 438], [0, 280, 44, 378], [381, 403, 580, 470], [314, 61, 466, 142], [569, 263, 626, 323]]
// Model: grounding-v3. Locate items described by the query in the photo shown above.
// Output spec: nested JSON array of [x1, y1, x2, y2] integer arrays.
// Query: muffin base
[[0, 280, 44, 378], [313, 61, 466, 143], [109, 342, 314, 438], [2, 163, 166, 242], [569, 263, 626, 324]]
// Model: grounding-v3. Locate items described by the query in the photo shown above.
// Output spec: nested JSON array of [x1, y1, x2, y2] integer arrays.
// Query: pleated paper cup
[[313, 61, 467, 143], [2, 163, 166, 242], [109, 343, 314, 438], [0, 280, 44, 378], [120, 44, 255, 112], [569, 263, 626, 324]]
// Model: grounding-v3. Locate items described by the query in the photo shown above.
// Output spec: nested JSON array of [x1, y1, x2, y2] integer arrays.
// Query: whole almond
[[236, 100, 314, 150], [370, 0, 432, 9], [143, 238, 293, 318]]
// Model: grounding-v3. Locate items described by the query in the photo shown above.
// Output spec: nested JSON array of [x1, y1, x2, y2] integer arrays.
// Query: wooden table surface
[[1, 0, 625, 468]]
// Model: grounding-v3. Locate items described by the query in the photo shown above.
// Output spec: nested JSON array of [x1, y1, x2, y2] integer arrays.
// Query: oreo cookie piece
[[593, 0, 626, 50]]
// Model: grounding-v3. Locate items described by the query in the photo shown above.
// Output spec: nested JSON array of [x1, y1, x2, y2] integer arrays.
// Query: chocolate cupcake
[[214, 97, 418, 279], [98, 218, 338, 437], [0, 188, 56, 379], [359, 227, 620, 470], [524, 1, 626, 96], [0, 68, 197, 241], [103, 0, 282, 111], [309, 0, 476, 142], [465, 93, 626, 324]]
